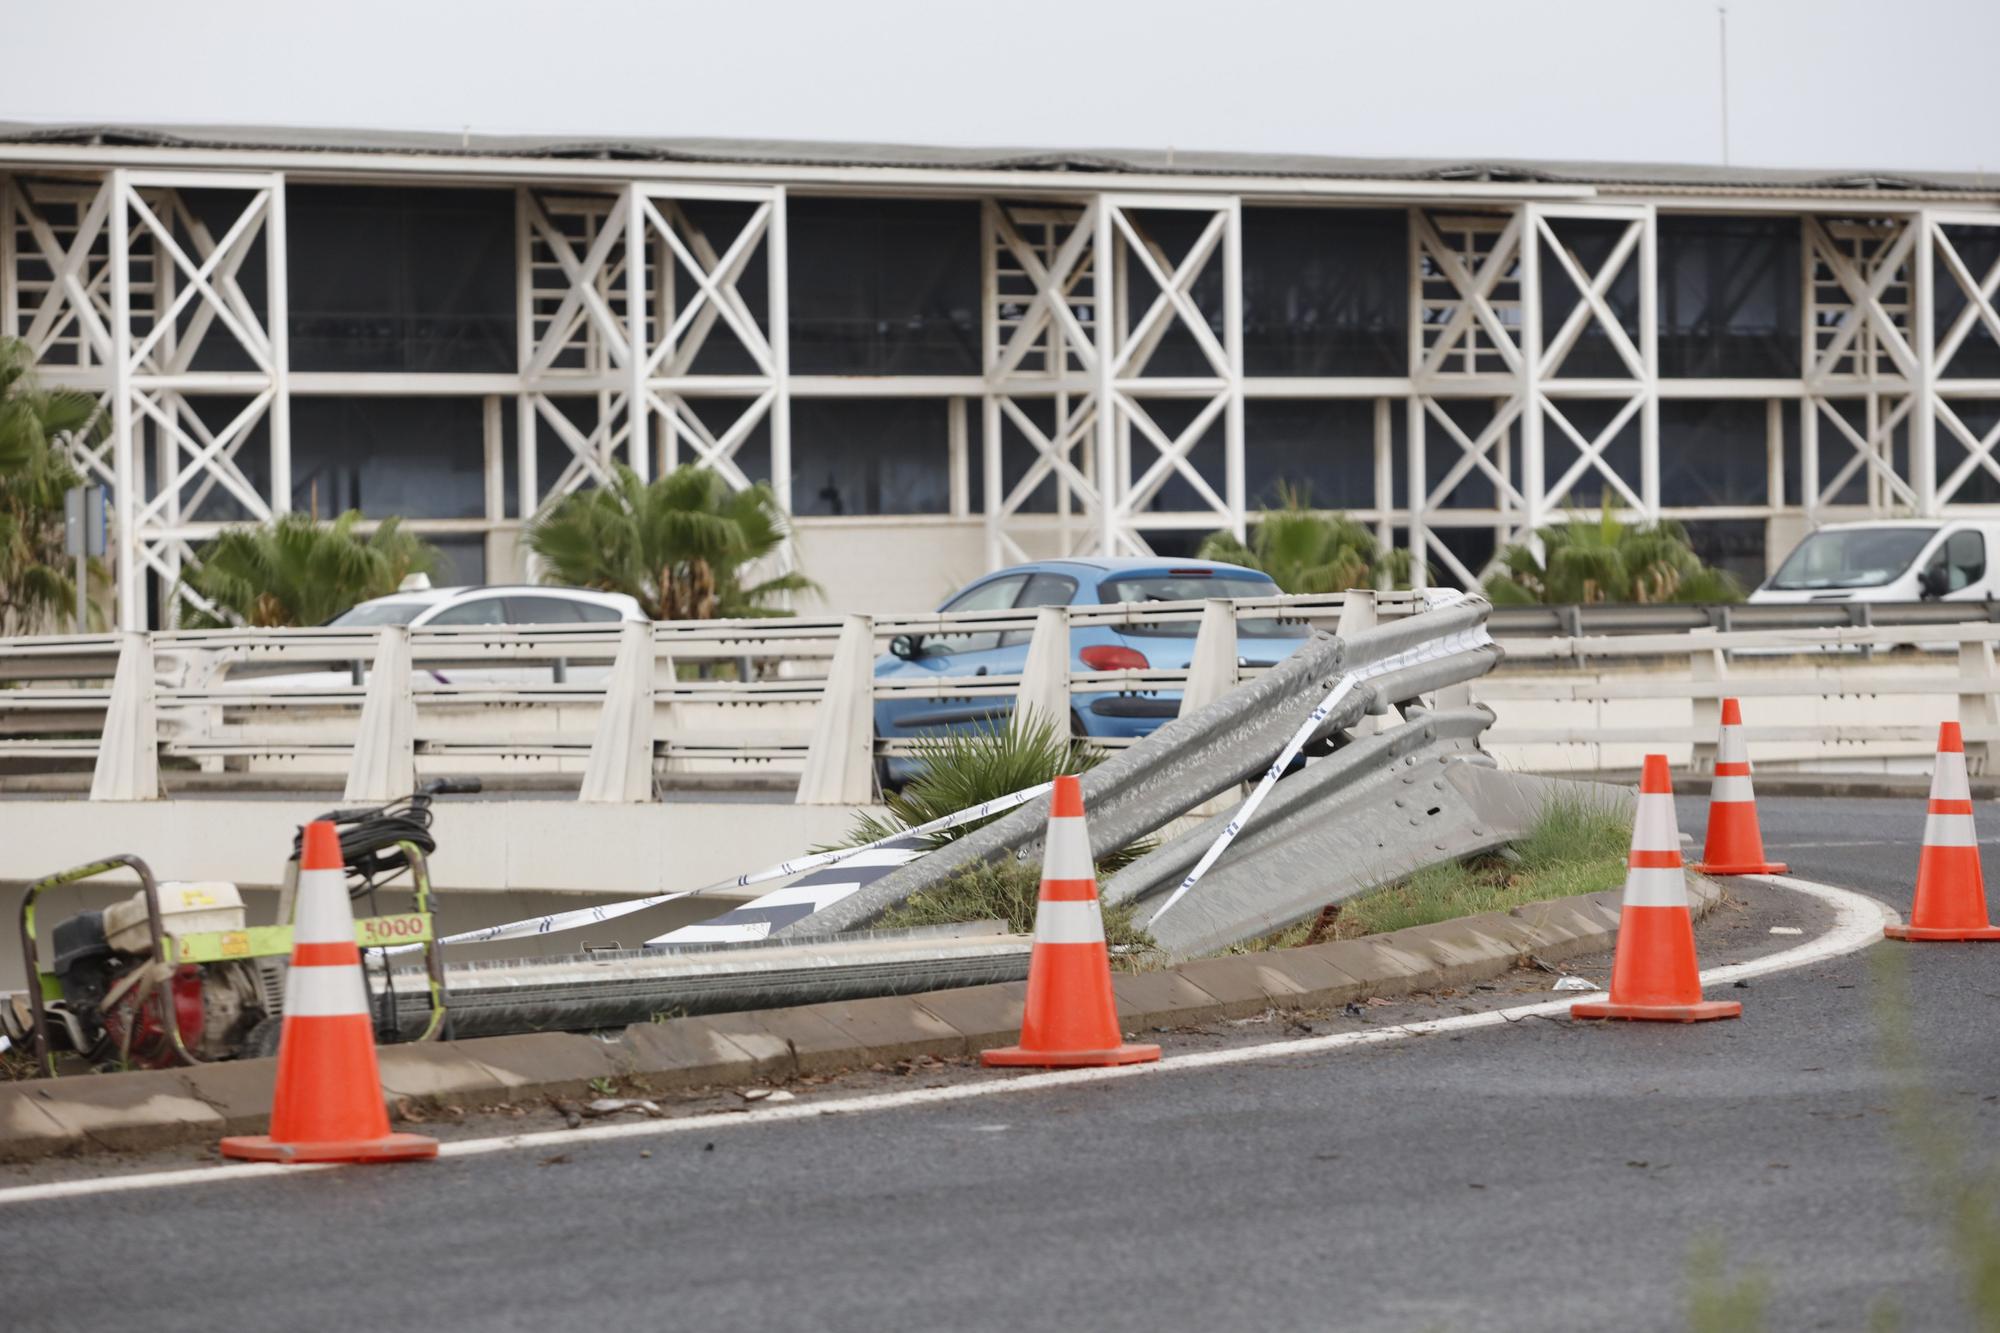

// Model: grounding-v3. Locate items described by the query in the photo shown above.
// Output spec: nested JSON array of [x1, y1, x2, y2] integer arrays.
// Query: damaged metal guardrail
[[773, 592, 1506, 942]]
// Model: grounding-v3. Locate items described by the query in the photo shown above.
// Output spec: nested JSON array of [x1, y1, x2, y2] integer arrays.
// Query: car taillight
[[1079, 645, 1150, 671]]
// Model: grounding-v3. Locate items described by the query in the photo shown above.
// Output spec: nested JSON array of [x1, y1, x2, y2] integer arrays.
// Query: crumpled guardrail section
[[777, 594, 1504, 938]]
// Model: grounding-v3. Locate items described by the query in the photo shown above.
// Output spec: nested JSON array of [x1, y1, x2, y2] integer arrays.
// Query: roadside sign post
[[63, 486, 107, 630]]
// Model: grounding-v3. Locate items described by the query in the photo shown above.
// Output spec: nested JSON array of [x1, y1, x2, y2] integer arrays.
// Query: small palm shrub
[[0, 338, 104, 633], [1200, 484, 1412, 593], [845, 717, 1153, 875], [177, 511, 441, 628], [1485, 503, 1741, 605], [528, 464, 814, 620]]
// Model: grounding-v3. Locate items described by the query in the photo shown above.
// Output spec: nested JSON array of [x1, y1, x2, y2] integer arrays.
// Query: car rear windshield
[[326, 602, 427, 627], [1766, 527, 1936, 591], [1097, 575, 1308, 639]]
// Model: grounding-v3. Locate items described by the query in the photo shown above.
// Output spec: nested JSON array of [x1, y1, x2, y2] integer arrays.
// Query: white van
[[1750, 519, 2000, 604]]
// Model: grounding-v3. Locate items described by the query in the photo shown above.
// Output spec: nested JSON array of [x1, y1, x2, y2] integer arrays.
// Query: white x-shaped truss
[[5, 171, 290, 627], [518, 184, 787, 524], [1806, 217, 1918, 386], [981, 194, 1243, 560]]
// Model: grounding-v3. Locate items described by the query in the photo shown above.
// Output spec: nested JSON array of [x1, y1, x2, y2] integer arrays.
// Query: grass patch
[[1250, 794, 1632, 949], [877, 856, 1156, 964]]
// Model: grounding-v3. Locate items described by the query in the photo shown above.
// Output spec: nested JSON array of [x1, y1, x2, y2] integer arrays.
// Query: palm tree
[[177, 511, 442, 628], [527, 464, 815, 620], [842, 716, 1154, 875], [1484, 504, 1742, 605], [0, 338, 103, 634], [1198, 484, 1412, 593]]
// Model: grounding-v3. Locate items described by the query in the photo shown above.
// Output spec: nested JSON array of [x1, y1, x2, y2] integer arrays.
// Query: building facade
[[5, 125, 2000, 626]]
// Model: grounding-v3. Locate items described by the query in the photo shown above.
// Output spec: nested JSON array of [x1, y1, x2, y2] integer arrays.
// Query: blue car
[[874, 557, 1311, 782]]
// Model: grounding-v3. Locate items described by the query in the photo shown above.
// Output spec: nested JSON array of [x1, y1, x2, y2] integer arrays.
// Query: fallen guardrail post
[[88, 631, 159, 802], [579, 619, 658, 804], [343, 626, 415, 802], [1014, 605, 1071, 734], [794, 614, 876, 806]]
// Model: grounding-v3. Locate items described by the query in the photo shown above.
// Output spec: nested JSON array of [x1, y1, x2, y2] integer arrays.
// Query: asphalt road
[[4, 795, 1998, 1333]]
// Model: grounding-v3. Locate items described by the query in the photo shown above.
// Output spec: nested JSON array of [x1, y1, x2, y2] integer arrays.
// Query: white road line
[[0, 874, 1894, 1209]]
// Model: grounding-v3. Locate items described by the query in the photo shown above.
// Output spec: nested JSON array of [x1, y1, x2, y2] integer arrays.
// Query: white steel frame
[[8, 152, 2000, 622]]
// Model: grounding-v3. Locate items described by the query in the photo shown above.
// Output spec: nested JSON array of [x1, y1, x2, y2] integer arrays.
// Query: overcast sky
[[7, 0, 1997, 174]]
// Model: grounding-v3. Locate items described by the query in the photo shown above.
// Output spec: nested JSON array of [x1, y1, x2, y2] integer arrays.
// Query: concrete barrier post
[[579, 619, 658, 803], [343, 626, 416, 801], [1183, 598, 1243, 816], [1689, 626, 1726, 773], [89, 630, 161, 801], [1335, 587, 1378, 637], [1179, 599, 1239, 717], [1958, 639, 1998, 774], [1013, 604, 1071, 736], [796, 614, 876, 805]]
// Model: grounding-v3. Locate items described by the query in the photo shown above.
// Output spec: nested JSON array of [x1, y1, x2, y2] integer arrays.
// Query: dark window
[[1001, 574, 1079, 646], [787, 197, 980, 375], [426, 597, 510, 626], [1657, 216, 1802, 379], [923, 574, 1027, 655], [1932, 529, 1987, 592], [287, 185, 516, 374], [569, 601, 625, 624], [790, 399, 952, 516], [506, 596, 585, 624]]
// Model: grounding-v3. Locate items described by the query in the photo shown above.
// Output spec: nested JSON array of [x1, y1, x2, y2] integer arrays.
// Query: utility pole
[[1717, 5, 1732, 166]]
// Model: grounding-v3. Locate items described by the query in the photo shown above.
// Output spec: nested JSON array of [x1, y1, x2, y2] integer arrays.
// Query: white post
[[1519, 204, 1545, 544], [90, 630, 160, 800], [1689, 626, 1726, 773], [344, 627, 416, 801], [1092, 198, 1118, 556], [1637, 205, 1659, 520], [266, 175, 292, 516], [625, 183, 651, 482], [1958, 639, 1998, 775], [1179, 598, 1239, 717], [1013, 604, 1072, 735], [1373, 397, 1393, 559], [769, 187, 792, 510], [108, 172, 141, 630], [981, 394, 1003, 569], [947, 396, 969, 517], [1406, 396, 1428, 590], [580, 619, 659, 803], [1912, 211, 1937, 517], [795, 614, 877, 805], [1223, 197, 1246, 542]]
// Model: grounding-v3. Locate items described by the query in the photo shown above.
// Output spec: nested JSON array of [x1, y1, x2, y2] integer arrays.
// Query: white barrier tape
[[388, 779, 1059, 955], [1148, 600, 1489, 926]]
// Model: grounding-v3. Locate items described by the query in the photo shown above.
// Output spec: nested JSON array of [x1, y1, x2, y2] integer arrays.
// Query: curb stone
[[0, 878, 1721, 1164]]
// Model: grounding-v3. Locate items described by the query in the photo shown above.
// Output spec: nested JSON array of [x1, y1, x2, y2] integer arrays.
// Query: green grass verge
[[1253, 794, 1633, 949]]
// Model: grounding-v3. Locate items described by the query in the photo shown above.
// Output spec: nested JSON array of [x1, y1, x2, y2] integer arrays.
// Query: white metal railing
[[1485, 619, 2000, 775], [12, 593, 2000, 803], [0, 590, 1419, 804]]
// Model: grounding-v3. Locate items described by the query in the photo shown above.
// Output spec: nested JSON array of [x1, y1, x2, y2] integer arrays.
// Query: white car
[[327, 581, 645, 628], [1750, 520, 2000, 604], [215, 582, 646, 695]]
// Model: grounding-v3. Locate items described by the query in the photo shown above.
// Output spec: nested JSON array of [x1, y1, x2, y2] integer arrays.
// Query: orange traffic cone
[[1885, 721, 2000, 942], [1573, 754, 1742, 1023], [221, 821, 438, 1163], [982, 775, 1160, 1068], [1693, 697, 1788, 876]]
